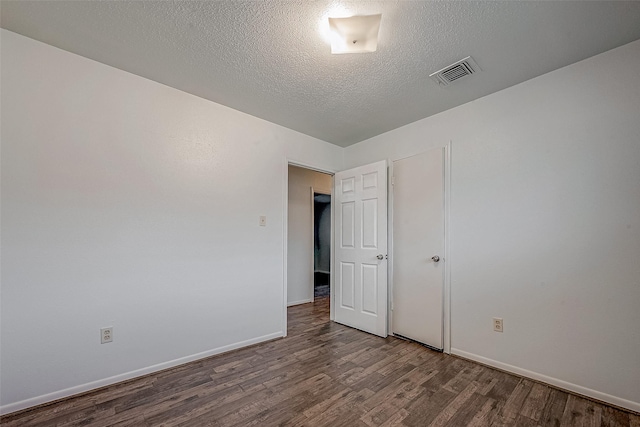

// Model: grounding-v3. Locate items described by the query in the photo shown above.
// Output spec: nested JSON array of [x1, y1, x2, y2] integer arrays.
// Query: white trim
[[0, 332, 283, 416], [451, 348, 640, 413], [329, 175, 336, 321], [282, 157, 289, 337], [287, 299, 313, 307], [310, 186, 316, 303], [443, 141, 452, 354], [387, 159, 395, 333], [288, 159, 338, 175]]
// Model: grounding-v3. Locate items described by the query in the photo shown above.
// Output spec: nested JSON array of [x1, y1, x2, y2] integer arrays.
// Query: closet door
[[392, 148, 444, 349]]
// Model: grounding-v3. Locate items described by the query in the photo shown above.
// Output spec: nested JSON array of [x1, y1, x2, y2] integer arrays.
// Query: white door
[[334, 160, 388, 337], [392, 149, 444, 349]]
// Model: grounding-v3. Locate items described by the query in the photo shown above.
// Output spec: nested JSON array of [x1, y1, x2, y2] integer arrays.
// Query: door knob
[[377, 254, 384, 260], [431, 255, 440, 262]]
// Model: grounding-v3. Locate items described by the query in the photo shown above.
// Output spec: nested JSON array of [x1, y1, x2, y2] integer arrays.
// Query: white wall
[[3, 26, 639, 415], [0, 30, 343, 413], [287, 166, 331, 306], [345, 40, 640, 411]]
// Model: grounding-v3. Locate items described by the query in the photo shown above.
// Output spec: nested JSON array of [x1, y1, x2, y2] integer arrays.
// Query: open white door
[[334, 160, 388, 337]]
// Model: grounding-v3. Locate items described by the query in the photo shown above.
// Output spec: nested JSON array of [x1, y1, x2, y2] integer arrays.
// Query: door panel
[[392, 149, 444, 349], [334, 160, 388, 337], [362, 265, 378, 314], [362, 199, 378, 247], [341, 202, 355, 247], [340, 262, 355, 309]]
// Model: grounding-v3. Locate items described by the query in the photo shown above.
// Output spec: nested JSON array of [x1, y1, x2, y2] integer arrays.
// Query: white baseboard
[[0, 331, 284, 416], [451, 348, 640, 413], [287, 298, 313, 307]]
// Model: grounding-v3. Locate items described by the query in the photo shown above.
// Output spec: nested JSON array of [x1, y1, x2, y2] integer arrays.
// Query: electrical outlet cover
[[101, 327, 113, 344]]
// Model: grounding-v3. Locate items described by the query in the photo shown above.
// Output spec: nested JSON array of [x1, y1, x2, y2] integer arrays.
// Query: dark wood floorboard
[[2, 297, 638, 427]]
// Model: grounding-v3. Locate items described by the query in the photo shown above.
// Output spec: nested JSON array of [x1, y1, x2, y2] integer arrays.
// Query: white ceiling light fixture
[[328, 14, 382, 54]]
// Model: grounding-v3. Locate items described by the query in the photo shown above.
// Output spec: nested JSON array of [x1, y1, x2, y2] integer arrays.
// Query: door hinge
[[391, 176, 394, 185]]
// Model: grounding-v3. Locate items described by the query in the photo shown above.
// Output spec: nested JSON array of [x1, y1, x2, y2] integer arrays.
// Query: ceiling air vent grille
[[430, 56, 481, 87]]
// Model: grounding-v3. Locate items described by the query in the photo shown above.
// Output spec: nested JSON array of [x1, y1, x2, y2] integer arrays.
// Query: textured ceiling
[[2, 1, 640, 147]]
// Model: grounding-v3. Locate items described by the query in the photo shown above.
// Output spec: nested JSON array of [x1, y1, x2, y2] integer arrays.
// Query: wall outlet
[[493, 318, 503, 333], [259, 215, 267, 226], [101, 327, 113, 344]]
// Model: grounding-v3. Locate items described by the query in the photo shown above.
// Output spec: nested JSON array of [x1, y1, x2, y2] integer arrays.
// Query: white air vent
[[429, 56, 481, 86]]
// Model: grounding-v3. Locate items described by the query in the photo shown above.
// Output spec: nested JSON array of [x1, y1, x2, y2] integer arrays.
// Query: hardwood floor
[[2, 298, 638, 426]]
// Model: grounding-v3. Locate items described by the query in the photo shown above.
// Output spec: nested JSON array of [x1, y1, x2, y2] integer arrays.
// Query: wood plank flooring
[[2, 297, 638, 426]]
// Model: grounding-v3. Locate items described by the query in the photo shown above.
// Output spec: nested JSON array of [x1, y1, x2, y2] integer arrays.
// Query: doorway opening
[[313, 192, 331, 299], [286, 165, 332, 308]]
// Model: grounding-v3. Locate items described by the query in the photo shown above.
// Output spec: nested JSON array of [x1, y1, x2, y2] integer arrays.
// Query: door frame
[[387, 142, 452, 354], [283, 158, 336, 337], [311, 188, 332, 303]]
